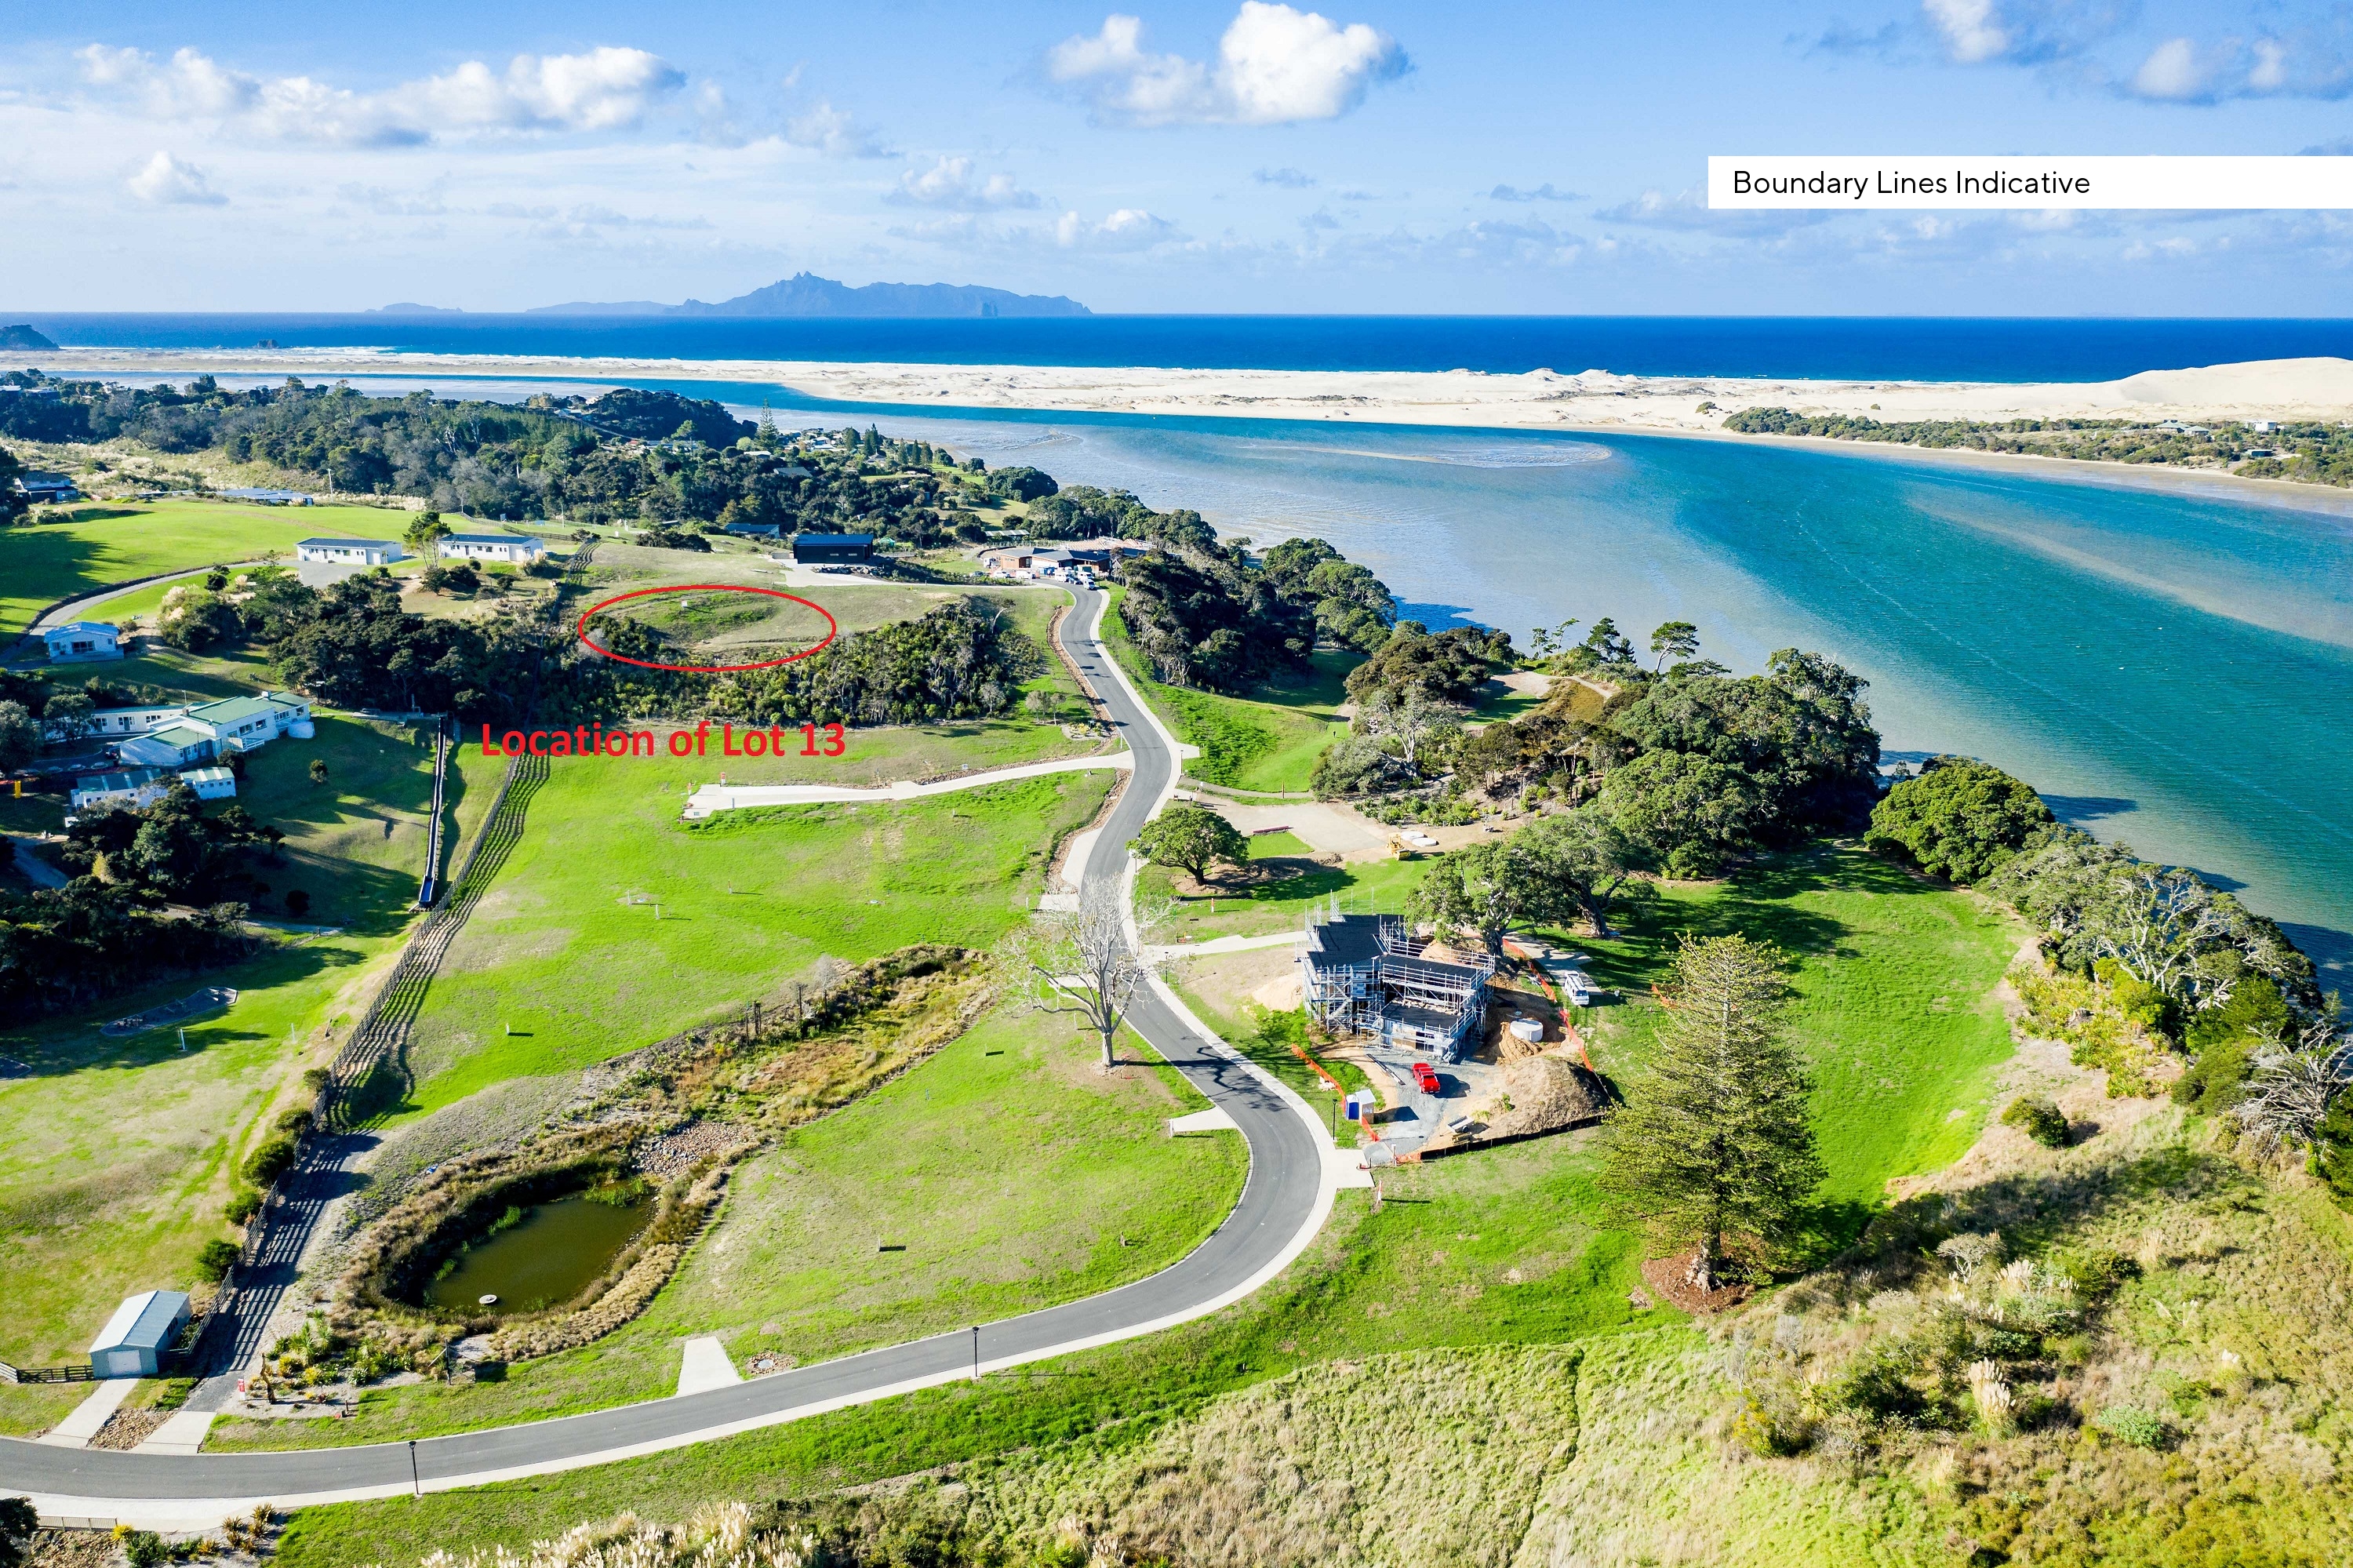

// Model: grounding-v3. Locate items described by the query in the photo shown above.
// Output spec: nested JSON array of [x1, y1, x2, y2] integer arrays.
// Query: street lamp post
[[408, 1438, 420, 1499]]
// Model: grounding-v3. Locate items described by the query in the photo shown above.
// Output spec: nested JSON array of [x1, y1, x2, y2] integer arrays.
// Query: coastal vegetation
[[1725, 405, 2353, 486]]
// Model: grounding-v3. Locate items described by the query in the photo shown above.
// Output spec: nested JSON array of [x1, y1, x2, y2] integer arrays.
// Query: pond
[[420, 1194, 649, 1315]]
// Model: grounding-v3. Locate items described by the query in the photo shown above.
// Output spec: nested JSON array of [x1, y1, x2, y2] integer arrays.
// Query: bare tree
[[2233, 1019, 2349, 1159], [1355, 688, 1466, 775], [1017, 882, 1176, 1069]]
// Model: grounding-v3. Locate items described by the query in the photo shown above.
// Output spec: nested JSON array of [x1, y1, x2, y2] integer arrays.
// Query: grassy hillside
[[0, 499, 391, 636], [0, 718, 502, 1377], [395, 766, 1114, 1115], [1100, 592, 1355, 794], [209, 1006, 1249, 1450], [1563, 845, 2026, 1214]]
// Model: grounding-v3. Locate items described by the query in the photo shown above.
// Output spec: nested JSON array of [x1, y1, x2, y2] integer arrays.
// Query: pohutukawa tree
[[1598, 934, 1825, 1293], [1130, 804, 1249, 886], [1017, 882, 1176, 1069]]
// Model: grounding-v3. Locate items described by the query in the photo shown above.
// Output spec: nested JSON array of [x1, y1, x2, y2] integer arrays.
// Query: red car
[[1412, 1062, 1442, 1094]]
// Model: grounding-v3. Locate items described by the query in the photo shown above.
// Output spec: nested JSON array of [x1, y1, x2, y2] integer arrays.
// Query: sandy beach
[[22, 347, 2353, 437]]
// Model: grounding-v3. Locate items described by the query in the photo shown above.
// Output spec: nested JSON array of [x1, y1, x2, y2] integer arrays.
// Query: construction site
[[1297, 904, 1495, 1060]]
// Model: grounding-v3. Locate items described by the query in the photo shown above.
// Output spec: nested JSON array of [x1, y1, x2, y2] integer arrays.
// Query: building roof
[[45, 621, 118, 638], [446, 532, 540, 546], [186, 695, 288, 727], [223, 486, 315, 501], [142, 722, 216, 748], [74, 768, 165, 793], [1304, 914, 1389, 970], [179, 766, 235, 784], [297, 537, 398, 550], [89, 1289, 191, 1355], [797, 533, 875, 547]]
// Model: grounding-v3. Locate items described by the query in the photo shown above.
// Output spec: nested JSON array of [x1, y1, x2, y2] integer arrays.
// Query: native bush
[[2001, 1093, 2070, 1148]]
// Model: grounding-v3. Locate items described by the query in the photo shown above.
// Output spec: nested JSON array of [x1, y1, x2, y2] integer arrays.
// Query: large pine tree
[[1600, 934, 1825, 1290]]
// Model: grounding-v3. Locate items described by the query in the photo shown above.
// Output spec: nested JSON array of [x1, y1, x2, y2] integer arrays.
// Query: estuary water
[[849, 408, 2353, 980]]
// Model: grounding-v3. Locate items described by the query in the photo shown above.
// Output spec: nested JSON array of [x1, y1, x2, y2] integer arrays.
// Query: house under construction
[[1300, 904, 1494, 1060]]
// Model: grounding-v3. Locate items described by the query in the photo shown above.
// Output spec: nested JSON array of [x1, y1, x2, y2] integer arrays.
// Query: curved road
[[2, 586, 1340, 1525]]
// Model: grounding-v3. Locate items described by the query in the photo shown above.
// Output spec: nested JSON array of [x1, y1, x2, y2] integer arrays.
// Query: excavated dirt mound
[[1483, 1054, 1606, 1139]]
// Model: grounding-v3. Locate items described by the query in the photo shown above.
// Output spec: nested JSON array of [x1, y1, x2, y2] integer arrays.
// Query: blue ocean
[[23, 311, 2353, 381], [21, 317, 2353, 978]]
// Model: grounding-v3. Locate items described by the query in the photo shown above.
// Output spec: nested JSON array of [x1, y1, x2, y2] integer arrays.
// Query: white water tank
[[1507, 1018, 1544, 1045]]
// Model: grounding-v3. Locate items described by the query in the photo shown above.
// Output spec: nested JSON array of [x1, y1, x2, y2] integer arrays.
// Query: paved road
[[0, 586, 1335, 1521], [5, 562, 265, 664]]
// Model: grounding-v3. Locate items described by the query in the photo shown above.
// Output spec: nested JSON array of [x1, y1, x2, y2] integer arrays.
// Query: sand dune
[[23, 347, 2353, 436]]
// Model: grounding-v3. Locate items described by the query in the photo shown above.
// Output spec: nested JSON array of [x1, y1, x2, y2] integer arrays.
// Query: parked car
[[1413, 1062, 1442, 1094]]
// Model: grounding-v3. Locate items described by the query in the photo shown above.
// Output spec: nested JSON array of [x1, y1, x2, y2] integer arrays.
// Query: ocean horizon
[[16, 313, 2353, 383]]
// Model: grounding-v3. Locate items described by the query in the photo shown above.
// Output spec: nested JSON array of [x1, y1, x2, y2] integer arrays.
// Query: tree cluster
[[1725, 406, 2345, 485], [1113, 548, 1317, 692], [0, 878, 259, 1016], [61, 781, 284, 902]]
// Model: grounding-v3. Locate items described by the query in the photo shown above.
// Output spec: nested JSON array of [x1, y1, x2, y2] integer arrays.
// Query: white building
[[42, 621, 122, 663], [70, 769, 169, 811], [115, 692, 313, 767], [439, 533, 547, 565], [179, 766, 237, 800], [296, 537, 405, 566], [53, 703, 188, 744], [2251, 420, 2279, 435]]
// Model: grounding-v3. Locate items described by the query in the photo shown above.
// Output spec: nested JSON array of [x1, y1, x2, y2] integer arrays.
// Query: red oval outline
[[576, 584, 840, 674]]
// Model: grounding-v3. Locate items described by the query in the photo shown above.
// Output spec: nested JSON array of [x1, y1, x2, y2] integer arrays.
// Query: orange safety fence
[[1289, 1039, 1377, 1141], [1500, 937, 1598, 1075]]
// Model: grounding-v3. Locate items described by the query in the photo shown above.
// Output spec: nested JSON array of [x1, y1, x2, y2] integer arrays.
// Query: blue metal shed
[[88, 1290, 191, 1377]]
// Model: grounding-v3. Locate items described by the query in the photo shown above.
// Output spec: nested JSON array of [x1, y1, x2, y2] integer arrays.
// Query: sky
[[7, 0, 2353, 314]]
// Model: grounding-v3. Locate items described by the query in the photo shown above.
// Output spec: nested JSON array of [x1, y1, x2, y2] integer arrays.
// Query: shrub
[[2001, 1093, 2070, 1148], [2092, 1404, 2169, 1449], [225, 1188, 263, 1225], [241, 1131, 299, 1188], [195, 1238, 240, 1282], [115, 1528, 168, 1568], [1864, 756, 2054, 883], [285, 888, 311, 917]]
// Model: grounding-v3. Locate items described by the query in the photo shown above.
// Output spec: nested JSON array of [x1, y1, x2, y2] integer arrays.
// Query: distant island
[[528, 271, 1090, 319], [0, 324, 58, 351], [368, 303, 464, 315]]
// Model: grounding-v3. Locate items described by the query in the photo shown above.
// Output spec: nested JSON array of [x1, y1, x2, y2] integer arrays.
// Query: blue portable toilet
[[89, 1290, 192, 1377]]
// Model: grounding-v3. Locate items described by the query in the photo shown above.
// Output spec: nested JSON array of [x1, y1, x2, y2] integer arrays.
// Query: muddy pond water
[[422, 1195, 649, 1314]]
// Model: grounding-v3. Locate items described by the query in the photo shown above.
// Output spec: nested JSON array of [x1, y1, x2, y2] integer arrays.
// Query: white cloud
[[1923, 0, 2010, 64], [2249, 38, 2289, 93], [1490, 182, 1577, 202], [2130, 37, 2208, 101], [1253, 166, 1316, 187], [1048, 4, 1406, 127], [1591, 187, 1827, 238], [75, 44, 682, 147], [887, 155, 1042, 210], [1054, 206, 1185, 249], [127, 150, 225, 205], [784, 100, 891, 158]]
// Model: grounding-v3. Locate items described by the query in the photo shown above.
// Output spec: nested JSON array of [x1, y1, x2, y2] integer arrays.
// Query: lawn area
[[0, 718, 507, 1379], [0, 926, 408, 1377], [277, 1128, 1663, 1566], [1142, 831, 1431, 941], [1100, 592, 1355, 795], [396, 766, 1115, 1116], [1, 714, 506, 933], [209, 1006, 1249, 1450], [264, 849, 2020, 1563], [1558, 843, 2026, 1215], [0, 499, 398, 637]]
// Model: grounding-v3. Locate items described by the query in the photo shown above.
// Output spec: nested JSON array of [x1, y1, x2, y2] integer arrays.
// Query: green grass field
[[0, 499, 402, 638], [1560, 845, 2026, 1215], [1100, 595, 1356, 794], [278, 1126, 1662, 1566], [1142, 831, 1431, 941], [396, 766, 1115, 1116], [209, 1006, 1249, 1450], [0, 719, 507, 1377], [265, 845, 2023, 1561]]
